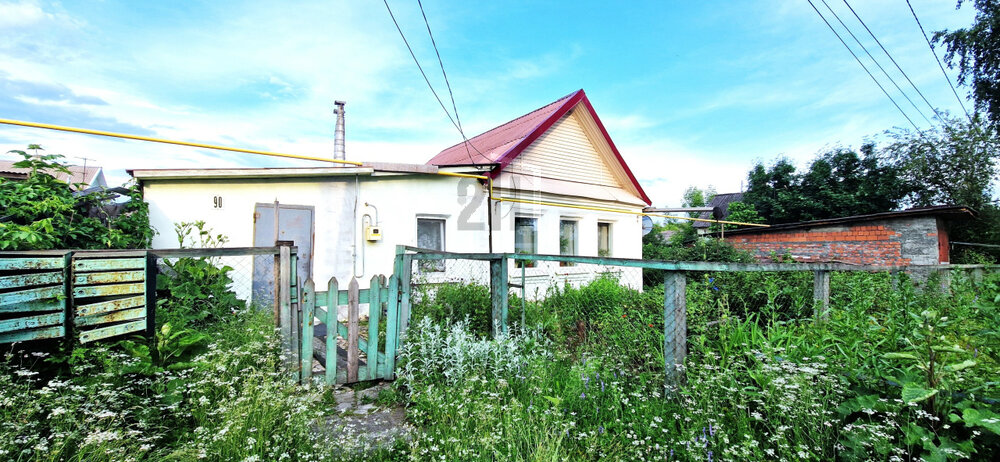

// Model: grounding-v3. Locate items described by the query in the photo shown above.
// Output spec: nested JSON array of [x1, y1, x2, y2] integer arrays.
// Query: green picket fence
[[298, 274, 401, 385]]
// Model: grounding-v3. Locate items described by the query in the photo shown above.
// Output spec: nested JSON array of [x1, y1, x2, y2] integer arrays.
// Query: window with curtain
[[417, 218, 445, 272]]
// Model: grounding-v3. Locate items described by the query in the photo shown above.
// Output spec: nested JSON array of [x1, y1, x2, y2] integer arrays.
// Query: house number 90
[[213, 196, 223, 209]]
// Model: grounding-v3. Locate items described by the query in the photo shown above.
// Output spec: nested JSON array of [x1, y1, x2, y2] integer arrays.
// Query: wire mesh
[[154, 251, 276, 307]]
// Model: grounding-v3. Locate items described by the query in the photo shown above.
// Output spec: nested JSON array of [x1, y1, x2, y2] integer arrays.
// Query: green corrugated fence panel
[[76, 307, 146, 327], [76, 295, 144, 317], [73, 282, 144, 298], [0, 272, 63, 290], [73, 270, 144, 285], [72, 258, 145, 272], [0, 286, 62, 307], [0, 325, 65, 343], [0, 299, 64, 314], [0, 257, 65, 271], [0, 312, 64, 334], [79, 319, 146, 343]]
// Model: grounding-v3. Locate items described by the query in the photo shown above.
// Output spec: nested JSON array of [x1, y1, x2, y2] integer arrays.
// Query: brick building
[[719, 206, 975, 265]]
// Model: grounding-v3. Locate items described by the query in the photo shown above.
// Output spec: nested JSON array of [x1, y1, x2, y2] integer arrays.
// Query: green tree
[[883, 116, 1000, 262], [742, 147, 909, 225], [882, 116, 999, 210], [681, 185, 716, 217], [0, 145, 153, 250], [935, 0, 1000, 128], [708, 201, 764, 233]]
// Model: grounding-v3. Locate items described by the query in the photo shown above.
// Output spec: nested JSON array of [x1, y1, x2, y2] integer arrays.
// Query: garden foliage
[[0, 146, 153, 250]]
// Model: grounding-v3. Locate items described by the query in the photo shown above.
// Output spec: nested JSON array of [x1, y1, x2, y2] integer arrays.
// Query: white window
[[514, 216, 537, 267], [598, 222, 612, 257], [559, 219, 578, 266], [417, 218, 445, 272]]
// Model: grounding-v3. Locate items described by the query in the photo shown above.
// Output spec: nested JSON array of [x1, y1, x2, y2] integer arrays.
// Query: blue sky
[[0, 0, 977, 205]]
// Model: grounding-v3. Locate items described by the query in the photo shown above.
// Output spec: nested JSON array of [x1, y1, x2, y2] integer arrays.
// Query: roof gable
[[426, 89, 651, 205]]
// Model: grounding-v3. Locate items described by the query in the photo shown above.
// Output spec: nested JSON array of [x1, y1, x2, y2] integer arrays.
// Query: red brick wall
[[724, 217, 944, 265]]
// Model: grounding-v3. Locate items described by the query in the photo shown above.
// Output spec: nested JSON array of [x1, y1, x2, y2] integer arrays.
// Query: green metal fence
[[399, 246, 996, 385]]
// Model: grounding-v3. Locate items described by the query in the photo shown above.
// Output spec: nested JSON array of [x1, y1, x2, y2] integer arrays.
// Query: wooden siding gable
[[503, 109, 644, 202]]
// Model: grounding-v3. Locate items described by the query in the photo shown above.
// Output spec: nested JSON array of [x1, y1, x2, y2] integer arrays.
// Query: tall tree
[[681, 185, 716, 217], [882, 116, 999, 209], [935, 0, 1000, 128], [742, 148, 909, 224]]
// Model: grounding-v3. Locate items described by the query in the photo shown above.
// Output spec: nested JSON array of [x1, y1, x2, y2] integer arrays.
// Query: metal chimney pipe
[[333, 100, 346, 161]]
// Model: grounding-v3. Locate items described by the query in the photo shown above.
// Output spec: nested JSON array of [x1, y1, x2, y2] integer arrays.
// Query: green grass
[[4, 269, 1000, 461]]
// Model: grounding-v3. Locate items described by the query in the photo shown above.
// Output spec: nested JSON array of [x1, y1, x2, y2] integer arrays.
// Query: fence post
[[813, 270, 831, 321], [347, 277, 360, 383], [383, 274, 399, 381], [144, 251, 157, 341], [972, 266, 984, 285], [326, 277, 339, 386], [300, 279, 315, 384], [367, 275, 382, 380], [663, 271, 686, 386], [399, 253, 413, 337], [521, 263, 526, 328], [490, 257, 509, 336], [278, 245, 293, 371]]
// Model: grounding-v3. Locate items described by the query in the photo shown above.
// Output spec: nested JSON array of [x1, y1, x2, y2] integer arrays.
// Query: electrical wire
[[806, 0, 921, 130], [840, 0, 944, 120], [382, 0, 463, 135], [905, 0, 974, 123], [819, 0, 934, 126], [416, 0, 478, 166]]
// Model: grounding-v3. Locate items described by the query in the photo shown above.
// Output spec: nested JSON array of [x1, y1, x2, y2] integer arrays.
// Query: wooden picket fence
[[297, 274, 402, 385]]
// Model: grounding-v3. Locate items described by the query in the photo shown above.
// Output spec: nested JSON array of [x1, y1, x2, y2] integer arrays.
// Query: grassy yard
[[3, 267, 999, 461]]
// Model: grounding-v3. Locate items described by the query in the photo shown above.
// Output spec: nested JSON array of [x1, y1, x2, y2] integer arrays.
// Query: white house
[[130, 89, 651, 302]]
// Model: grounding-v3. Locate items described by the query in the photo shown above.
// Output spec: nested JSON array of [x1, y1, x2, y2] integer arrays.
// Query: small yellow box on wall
[[365, 225, 382, 241]]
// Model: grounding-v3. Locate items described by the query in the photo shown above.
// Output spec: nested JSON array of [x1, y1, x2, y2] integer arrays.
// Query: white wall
[[142, 172, 644, 301]]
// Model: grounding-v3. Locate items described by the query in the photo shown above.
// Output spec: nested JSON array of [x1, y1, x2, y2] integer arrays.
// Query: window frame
[[597, 221, 613, 257], [416, 217, 447, 272], [559, 219, 578, 266], [514, 216, 538, 268]]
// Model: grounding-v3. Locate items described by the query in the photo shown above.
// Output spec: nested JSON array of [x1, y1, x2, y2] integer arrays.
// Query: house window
[[559, 220, 577, 266], [597, 222, 612, 257], [417, 218, 445, 272], [514, 217, 537, 267]]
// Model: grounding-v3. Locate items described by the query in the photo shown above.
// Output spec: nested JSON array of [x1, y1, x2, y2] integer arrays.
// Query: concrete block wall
[[724, 216, 946, 265]]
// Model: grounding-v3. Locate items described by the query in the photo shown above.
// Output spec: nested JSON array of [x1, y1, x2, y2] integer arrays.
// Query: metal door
[[252, 204, 314, 306]]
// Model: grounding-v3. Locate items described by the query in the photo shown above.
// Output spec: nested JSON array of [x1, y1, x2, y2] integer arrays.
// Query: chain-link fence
[[152, 247, 292, 309]]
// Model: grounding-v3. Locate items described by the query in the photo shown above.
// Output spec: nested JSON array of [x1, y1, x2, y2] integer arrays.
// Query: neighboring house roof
[[0, 160, 106, 190], [693, 192, 745, 228], [426, 89, 651, 205], [714, 205, 976, 236]]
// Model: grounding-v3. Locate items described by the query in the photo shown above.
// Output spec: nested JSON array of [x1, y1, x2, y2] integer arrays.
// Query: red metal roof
[[426, 89, 651, 205]]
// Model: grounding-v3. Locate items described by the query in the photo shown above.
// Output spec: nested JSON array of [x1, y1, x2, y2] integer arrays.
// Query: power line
[[382, 0, 463, 135], [806, 0, 921, 130], [416, 0, 479, 165], [905, 0, 974, 123], [840, 0, 943, 120], [819, 0, 934, 127]]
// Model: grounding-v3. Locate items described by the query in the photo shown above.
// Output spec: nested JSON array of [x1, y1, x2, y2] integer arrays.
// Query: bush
[[0, 146, 153, 250], [411, 283, 492, 336]]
